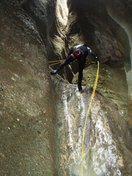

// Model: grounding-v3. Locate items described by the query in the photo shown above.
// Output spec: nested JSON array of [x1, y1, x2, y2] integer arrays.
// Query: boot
[[78, 85, 82, 92]]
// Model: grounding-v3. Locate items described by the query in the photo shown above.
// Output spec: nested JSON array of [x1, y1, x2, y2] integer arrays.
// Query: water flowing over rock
[[54, 64, 131, 175], [0, 0, 132, 176]]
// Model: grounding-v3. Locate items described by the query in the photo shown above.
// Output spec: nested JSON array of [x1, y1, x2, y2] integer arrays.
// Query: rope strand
[[80, 61, 100, 176]]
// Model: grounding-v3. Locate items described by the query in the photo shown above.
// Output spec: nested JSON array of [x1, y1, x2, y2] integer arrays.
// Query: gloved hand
[[95, 56, 99, 64], [95, 56, 99, 60], [50, 69, 57, 75]]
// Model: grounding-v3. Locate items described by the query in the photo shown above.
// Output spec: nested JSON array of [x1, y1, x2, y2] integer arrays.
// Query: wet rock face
[[0, 1, 56, 176], [105, 0, 132, 114], [70, 0, 129, 64], [53, 74, 131, 176], [22, 0, 55, 40]]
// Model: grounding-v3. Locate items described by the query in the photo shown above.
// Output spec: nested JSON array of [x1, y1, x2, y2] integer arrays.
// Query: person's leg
[[78, 58, 86, 91], [50, 55, 75, 75]]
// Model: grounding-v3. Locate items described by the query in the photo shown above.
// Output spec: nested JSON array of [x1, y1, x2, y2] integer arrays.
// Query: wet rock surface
[[53, 64, 132, 175], [0, 1, 56, 176]]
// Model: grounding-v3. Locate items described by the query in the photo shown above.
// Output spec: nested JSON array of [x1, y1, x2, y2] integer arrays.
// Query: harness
[[69, 44, 90, 59]]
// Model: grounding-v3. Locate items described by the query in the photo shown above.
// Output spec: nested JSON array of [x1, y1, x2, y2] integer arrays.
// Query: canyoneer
[[50, 43, 99, 91]]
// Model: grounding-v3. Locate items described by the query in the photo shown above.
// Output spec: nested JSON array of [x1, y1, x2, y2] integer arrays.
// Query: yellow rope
[[49, 59, 62, 67], [80, 61, 100, 176], [68, 64, 75, 76], [49, 62, 61, 67], [49, 60, 61, 63]]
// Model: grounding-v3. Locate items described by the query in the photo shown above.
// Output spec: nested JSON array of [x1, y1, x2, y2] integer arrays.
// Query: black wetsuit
[[51, 44, 98, 91]]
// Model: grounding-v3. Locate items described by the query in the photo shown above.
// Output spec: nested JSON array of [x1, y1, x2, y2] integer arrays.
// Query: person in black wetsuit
[[50, 43, 99, 91]]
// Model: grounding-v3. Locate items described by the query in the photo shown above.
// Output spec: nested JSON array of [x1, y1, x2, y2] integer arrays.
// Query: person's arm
[[87, 47, 99, 61], [68, 47, 73, 56], [91, 51, 98, 60]]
